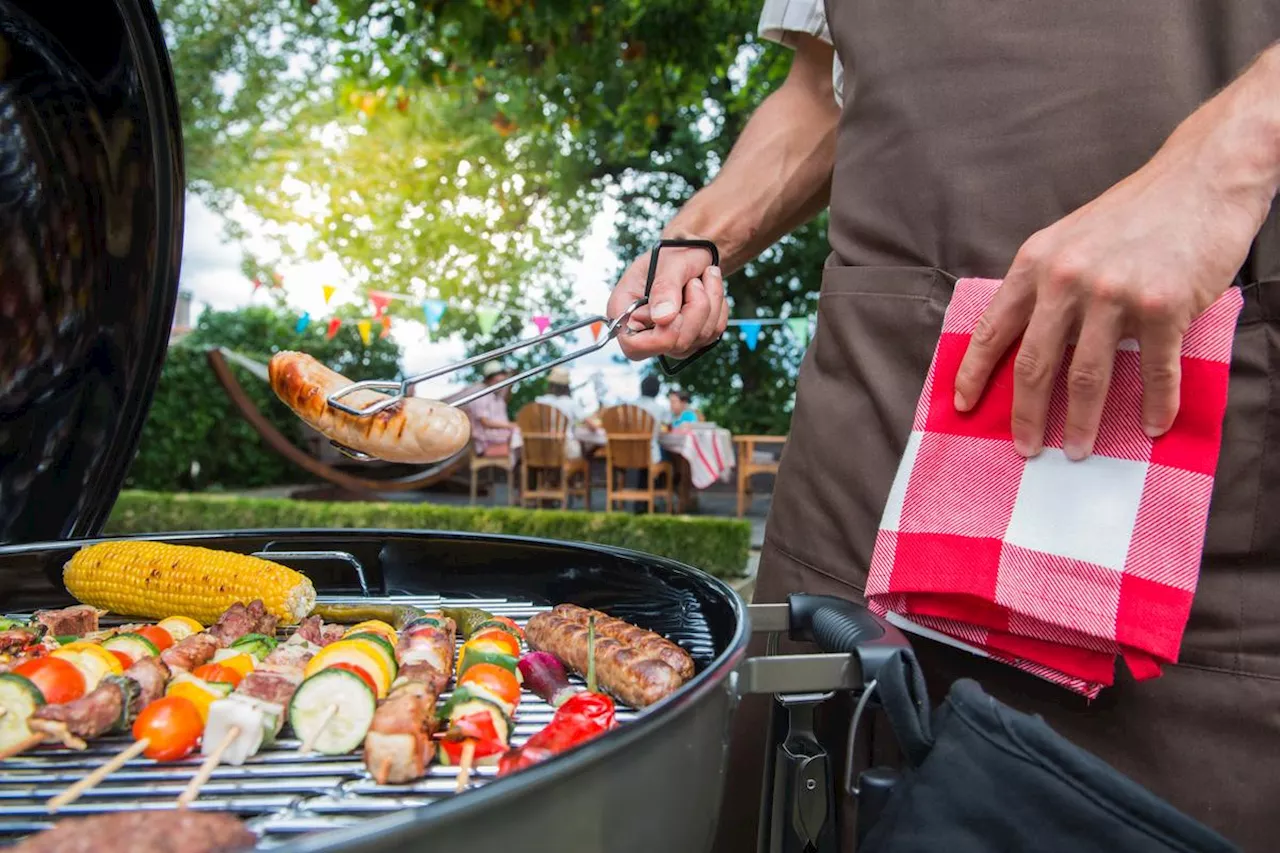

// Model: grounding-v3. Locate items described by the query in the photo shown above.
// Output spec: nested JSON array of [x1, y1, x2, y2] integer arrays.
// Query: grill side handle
[[787, 594, 910, 686]]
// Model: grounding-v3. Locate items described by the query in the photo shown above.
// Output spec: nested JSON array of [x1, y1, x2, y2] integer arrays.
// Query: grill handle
[[786, 594, 911, 686]]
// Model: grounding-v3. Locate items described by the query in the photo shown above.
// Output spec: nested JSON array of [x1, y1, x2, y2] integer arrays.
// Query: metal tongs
[[325, 238, 721, 461]]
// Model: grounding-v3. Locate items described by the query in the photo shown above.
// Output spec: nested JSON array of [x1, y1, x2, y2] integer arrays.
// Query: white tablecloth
[[509, 425, 735, 490]]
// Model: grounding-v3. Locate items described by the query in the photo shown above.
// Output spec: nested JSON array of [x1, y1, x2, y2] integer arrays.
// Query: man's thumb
[[647, 276, 683, 326]]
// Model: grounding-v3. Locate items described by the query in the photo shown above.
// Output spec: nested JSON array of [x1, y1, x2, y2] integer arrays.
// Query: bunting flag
[[357, 319, 373, 346], [272, 272, 284, 287], [326, 317, 342, 340], [590, 320, 604, 341], [252, 278, 263, 292], [476, 308, 500, 335], [295, 312, 311, 334], [740, 319, 763, 351], [322, 284, 336, 305], [532, 314, 552, 335], [380, 315, 392, 339], [369, 292, 391, 318], [423, 298, 447, 331], [787, 317, 811, 347]]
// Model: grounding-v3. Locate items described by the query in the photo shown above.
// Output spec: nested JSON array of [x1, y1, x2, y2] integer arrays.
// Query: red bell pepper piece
[[497, 692, 617, 776]]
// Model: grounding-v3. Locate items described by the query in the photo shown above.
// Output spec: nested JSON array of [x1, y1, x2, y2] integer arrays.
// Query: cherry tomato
[[110, 650, 133, 670], [458, 663, 521, 709], [439, 736, 506, 765], [192, 663, 242, 688], [135, 625, 174, 653], [329, 662, 377, 694], [132, 696, 204, 761], [13, 656, 86, 704]]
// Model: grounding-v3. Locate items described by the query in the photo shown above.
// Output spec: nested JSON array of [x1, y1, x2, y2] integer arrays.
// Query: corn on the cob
[[63, 542, 316, 626]]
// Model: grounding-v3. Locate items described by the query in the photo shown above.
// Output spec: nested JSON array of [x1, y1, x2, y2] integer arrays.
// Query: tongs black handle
[[642, 238, 722, 376]]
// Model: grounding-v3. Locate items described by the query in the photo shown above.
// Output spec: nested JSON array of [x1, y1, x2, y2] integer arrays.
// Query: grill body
[[0, 530, 751, 852]]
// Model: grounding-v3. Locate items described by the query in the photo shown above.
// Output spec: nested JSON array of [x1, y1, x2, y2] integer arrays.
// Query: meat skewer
[[362, 614, 456, 784]]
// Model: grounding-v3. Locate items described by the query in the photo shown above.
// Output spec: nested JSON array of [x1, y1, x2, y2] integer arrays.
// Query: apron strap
[[873, 649, 934, 767]]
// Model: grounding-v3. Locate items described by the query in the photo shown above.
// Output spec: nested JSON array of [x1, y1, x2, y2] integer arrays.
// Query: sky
[[178, 192, 649, 410]]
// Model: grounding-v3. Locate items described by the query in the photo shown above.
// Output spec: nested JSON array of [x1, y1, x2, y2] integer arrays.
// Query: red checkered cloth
[[865, 278, 1243, 698]]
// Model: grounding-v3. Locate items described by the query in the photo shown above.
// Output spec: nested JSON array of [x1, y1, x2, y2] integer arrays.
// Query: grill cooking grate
[[0, 597, 637, 849]]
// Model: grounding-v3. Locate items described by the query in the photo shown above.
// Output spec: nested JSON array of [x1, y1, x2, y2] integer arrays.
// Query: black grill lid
[[0, 0, 184, 544]]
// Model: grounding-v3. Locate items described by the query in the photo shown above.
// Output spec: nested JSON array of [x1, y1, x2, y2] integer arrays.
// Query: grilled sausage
[[551, 604, 695, 681], [268, 351, 471, 464], [524, 612, 685, 708]]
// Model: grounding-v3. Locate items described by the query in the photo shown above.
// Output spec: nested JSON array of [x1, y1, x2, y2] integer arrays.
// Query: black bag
[[860, 651, 1240, 853]]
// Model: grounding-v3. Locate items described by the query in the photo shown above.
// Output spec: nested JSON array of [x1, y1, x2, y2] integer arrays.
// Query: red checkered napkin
[[865, 279, 1243, 699]]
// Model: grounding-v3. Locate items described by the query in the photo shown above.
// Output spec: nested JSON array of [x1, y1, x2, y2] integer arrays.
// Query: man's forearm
[[662, 35, 840, 274]]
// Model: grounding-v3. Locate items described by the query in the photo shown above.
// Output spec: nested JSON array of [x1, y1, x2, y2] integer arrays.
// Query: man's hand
[[607, 244, 727, 361], [954, 47, 1280, 460]]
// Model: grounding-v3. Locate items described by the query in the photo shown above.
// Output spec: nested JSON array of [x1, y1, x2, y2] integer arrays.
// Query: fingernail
[[627, 320, 645, 332], [707, 265, 722, 279], [690, 278, 704, 291], [1064, 440, 1089, 461], [1013, 438, 1039, 458], [953, 391, 968, 411], [1143, 423, 1164, 438], [651, 301, 676, 320]]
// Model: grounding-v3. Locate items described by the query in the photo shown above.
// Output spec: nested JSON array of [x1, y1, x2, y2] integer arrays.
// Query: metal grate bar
[[0, 598, 638, 849]]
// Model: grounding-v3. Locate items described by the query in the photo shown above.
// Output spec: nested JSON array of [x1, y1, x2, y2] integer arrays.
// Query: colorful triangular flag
[[740, 319, 763, 351], [369, 293, 390, 319], [322, 284, 336, 305], [326, 317, 342, 340], [357, 319, 373, 346], [787, 317, 811, 347], [590, 320, 604, 341], [272, 272, 284, 287], [380, 315, 392, 339], [532, 314, 551, 335], [476, 308, 500, 335], [252, 278, 263, 292], [295, 312, 311, 334], [423, 298, 447, 331]]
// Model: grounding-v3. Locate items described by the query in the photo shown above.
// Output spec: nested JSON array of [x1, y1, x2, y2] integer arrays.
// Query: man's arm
[[954, 41, 1280, 461], [610, 34, 840, 360], [663, 34, 841, 275]]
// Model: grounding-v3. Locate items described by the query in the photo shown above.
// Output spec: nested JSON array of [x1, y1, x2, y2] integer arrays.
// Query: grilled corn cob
[[63, 542, 316, 625]]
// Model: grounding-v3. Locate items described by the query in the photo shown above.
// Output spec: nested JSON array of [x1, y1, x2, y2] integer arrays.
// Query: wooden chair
[[515, 402, 590, 509], [734, 435, 787, 517], [469, 443, 517, 506], [600, 405, 674, 513]]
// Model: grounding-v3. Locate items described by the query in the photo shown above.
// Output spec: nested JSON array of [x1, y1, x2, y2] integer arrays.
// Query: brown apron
[[715, 3, 1280, 851]]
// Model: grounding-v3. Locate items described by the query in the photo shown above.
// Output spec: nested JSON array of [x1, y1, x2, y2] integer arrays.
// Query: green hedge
[[105, 491, 752, 578]]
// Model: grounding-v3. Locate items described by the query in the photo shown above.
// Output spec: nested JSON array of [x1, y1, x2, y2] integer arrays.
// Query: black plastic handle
[[787, 593, 911, 686], [640, 238, 723, 376]]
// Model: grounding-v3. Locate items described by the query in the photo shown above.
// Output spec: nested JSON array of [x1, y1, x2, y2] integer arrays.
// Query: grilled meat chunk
[[11, 810, 255, 852], [32, 605, 99, 638], [208, 600, 277, 646], [160, 631, 219, 673], [0, 628, 36, 653], [551, 604, 695, 680]]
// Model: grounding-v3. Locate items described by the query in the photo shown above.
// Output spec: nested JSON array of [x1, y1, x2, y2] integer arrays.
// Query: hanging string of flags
[[264, 278, 814, 351]]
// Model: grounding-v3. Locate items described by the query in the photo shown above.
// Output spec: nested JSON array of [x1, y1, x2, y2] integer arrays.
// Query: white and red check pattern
[[668, 426, 736, 489], [866, 278, 1243, 698]]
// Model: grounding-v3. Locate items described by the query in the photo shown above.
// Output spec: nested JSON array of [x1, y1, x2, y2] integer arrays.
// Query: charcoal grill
[[0, 0, 910, 850]]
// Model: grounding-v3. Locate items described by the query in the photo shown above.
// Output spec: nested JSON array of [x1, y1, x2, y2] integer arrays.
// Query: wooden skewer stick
[[27, 720, 86, 751], [298, 704, 339, 755], [46, 738, 150, 812], [177, 726, 240, 810], [0, 732, 48, 760], [375, 755, 393, 786], [454, 740, 476, 793]]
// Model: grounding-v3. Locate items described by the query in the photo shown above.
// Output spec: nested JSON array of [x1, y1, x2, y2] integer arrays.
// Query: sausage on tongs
[[524, 611, 687, 709], [268, 352, 471, 464], [363, 614, 457, 784]]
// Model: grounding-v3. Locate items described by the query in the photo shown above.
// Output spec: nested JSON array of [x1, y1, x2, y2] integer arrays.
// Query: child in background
[[668, 390, 701, 427]]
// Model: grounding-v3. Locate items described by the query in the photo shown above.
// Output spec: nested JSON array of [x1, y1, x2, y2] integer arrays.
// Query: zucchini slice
[[102, 633, 160, 664], [0, 673, 44, 753], [289, 669, 375, 755]]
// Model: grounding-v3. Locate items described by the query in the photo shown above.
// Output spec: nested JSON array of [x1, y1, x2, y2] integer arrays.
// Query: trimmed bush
[[106, 491, 752, 578]]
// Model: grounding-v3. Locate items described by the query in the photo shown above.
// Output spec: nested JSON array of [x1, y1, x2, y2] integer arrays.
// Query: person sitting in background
[[534, 367, 602, 459], [632, 374, 668, 463], [464, 361, 515, 457], [668, 389, 702, 427]]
